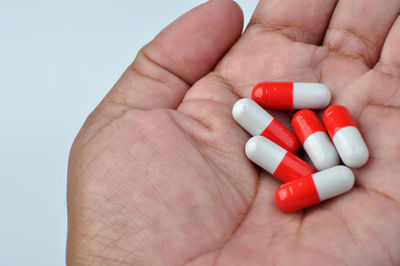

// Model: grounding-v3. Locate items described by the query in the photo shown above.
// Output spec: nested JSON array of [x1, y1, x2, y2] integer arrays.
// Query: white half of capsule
[[245, 136, 286, 174], [312, 165, 355, 201], [333, 126, 369, 168], [232, 98, 273, 136], [293, 83, 331, 109], [303, 131, 339, 171]]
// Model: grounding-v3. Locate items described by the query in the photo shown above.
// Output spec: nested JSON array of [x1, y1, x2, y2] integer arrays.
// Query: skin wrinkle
[[69, 139, 115, 190], [137, 112, 242, 233], [346, 83, 400, 127], [83, 252, 132, 266], [91, 233, 134, 265], [175, 103, 214, 132], [365, 221, 397, 266], [77, 194, 121, 236], [197, 146, 251, 206], [168, 109, 255, 217], [309, 45, 325, 82], [73, 101, 133, 149], [175, 150, 241, 224], [181, 175, 261, 266], [138, 48, 192, 87], [247, 19, 318, 44], [247, 0, 339, 47], [181, 125, 257, 209], [92, 225, 147, 254], [210, 175, 261, 266], [373, 229, 396, 266], [135, 126, 195, 211], [269, 219, 351, 266], [360, 186, 400, 210], [100, 45, 192, 117], [314, 50, 369, 100], [71, 112, 194, 263], [74, 98, 138, 147], [324, 42, 371, 68], [174, 100, 257, 206], [356, 103, 400, 134], [181, 246, 222, 266], [355, 186, 400, 265], [375, 82, 400, 108], [75, 217, 146, 265], [374, 65, 400, 82], [328, 208, 360, 248], [211, 71, 252, 100], [180, 98, 233, 122], [265, 218, 301, 247], [297, 241, 350, 266], [195, 137, 246, 170], [325, 25, 380, 68], [129, 62, 175, 95], [310, 45, 366, 88], [115, 51, 189, 110], [80, 196, 149, 251], [126, 65, 180, 108], [206, 156, 250, 211], [172, 99, 224, 136], [268, 219, 303, 244]]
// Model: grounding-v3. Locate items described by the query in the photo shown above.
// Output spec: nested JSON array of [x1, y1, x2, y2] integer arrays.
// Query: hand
[[67, 0, 400, 264]]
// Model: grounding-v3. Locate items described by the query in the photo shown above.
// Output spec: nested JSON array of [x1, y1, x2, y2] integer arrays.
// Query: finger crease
[[138, 49, 191, 87], [374, 62, 400, 82], [362, 186, 400, 209], [325, 26, 379, 67], [212, 71, 251, 99], [247, 18, 316, 43]]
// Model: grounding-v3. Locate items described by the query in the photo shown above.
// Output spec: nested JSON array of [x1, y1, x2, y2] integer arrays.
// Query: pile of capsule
[[233, 82, 369, 212]]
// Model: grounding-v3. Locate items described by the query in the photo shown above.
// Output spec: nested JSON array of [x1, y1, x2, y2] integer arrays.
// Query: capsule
[[323, 105, 369, 168], [275, 165, 355, 212], [252, 82, 331, 110], [292, 110, 339, 170], [233, 98, 299, 154], [245, 136, 315, 183]]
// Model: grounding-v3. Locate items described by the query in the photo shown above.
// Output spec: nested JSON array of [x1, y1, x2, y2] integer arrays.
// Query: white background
[[0, 0, 258, 265]]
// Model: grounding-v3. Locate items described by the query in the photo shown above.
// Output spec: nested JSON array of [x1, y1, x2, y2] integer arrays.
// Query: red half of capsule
[[323, 105, 358, 139], [275, 175, 320, 212], [273, 152, 316, 183], [292, 110, 326, 145], [260, 118, 299, 154], [252, 82, 293, 109]]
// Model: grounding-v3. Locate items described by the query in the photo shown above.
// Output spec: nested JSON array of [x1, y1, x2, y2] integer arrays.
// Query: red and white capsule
[[245, 136, 315, 183], [275, 165, 355, 212], [292, 110, 339, 170], [252, 82, 331, 110], [323, 105, 369, 168], [233, 98, 299, 154]]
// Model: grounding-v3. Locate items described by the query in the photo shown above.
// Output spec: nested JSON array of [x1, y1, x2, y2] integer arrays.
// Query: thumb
[[105, 0, 243, 111]]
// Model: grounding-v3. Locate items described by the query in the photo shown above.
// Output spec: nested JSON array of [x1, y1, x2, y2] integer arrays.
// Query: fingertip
[[145, 0, 244, 84], [211, 0, 244, 30]]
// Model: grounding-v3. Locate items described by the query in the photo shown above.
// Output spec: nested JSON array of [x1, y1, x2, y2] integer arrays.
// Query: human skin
[[67, 0, 400, 265]]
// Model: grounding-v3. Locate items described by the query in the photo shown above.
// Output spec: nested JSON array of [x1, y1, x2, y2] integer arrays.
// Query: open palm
[[67, 0, 400, 265]]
